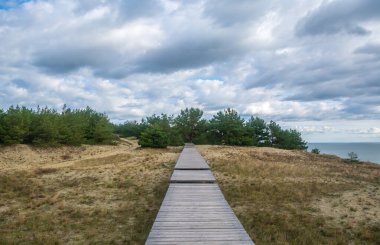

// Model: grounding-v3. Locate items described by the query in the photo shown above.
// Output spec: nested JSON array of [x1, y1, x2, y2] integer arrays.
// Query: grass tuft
[[198, 145, 380, 244], [0, 142, 179, 244]]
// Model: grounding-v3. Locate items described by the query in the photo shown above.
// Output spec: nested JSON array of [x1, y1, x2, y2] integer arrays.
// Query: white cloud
[[280, 120, 380, 142], [0, 0, 379, 142], [368, 127, 380, 134]]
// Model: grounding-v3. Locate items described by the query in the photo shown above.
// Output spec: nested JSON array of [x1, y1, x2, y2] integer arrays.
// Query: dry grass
[[198, 145, 380, 245], [2, 142, 379, 244], [0, 140, 180, 244]]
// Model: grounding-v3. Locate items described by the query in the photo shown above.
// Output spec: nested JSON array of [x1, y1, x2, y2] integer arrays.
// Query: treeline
[[0, 106, 307, 150], [114, 108, 307, 150], [0, 105, 114, 146]]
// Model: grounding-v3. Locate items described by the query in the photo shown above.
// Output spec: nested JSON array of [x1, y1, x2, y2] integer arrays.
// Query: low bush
[[0, 105, 115, 146], [138, 126, 168, 148], [347, 152, 359, 163], [311, 148, 320, 154]]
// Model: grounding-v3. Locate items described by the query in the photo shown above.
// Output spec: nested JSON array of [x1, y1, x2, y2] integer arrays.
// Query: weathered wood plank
[[145, 146, 254, 244], [170, 170, 216, 183], [147, 242, 254, 245], [174, 147, 210, 169], [147, 183, 253, 244], [184, 143, 195, 148]]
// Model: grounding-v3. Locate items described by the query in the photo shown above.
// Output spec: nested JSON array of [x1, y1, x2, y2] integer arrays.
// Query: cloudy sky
[[0, 0, 379, 142]]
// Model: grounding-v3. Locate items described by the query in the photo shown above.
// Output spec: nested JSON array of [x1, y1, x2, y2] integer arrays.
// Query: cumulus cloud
[[0, 0, 380, 141], [203, 0, 273, 26], [368, 128, 380, 134], [280, 120, 380, 142], [355, 43, 380, 62], [295, 0, 380, 36]]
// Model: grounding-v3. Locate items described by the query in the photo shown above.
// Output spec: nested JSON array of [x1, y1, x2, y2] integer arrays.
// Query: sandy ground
[[0, 138, 137, 171], [1, 142, 379, 244], [0, 140, 181, 244], [198, 145, 380, 244]]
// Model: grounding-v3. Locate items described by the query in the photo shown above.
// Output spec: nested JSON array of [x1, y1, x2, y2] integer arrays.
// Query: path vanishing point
[[145, 143, 254, 244]]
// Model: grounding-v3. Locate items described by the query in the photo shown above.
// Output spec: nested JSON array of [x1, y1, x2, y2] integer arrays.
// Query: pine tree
[[174, 108, 206, 142]]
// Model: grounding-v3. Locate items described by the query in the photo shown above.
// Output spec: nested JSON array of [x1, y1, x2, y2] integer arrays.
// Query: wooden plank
[[146, 183, 253, 244], [145, 146, 254, 244], [170, 170, 215, 183], [147, 242, 254, 245], [184, 143, 195, 148], [174, 148, 210, 169]]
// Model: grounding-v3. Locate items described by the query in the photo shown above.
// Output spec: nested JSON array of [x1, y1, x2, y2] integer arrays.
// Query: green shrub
[[113, 120, 147, 138], [138, 126, 168, 148], [268, 121, 307, 150], [347, 152, 359, 162], [174, 108, 206, 142], [208, 108, 246, 145], [167, 131, 184, 146], [311, 148, 320, 154], [114, 107, 308, 150], [0, 105, 114, 146], [0, 106, 33, 144]]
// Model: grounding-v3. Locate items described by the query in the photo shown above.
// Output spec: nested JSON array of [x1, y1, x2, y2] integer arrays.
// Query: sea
[[307, 143, 380, 164]]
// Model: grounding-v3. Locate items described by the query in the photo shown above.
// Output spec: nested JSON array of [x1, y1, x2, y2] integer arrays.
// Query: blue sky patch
[[0, 0, 31, 10]]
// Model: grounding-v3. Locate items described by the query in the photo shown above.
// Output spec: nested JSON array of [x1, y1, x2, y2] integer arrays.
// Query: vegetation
[[0, 105, 115, 146], [208, 108, 253, 146], [311, 148, 320, 154], [113, 120, 147, 138], [0, 141, 179, 244], [347, 152, 359, 162], [198, 145, 380, 244], [246, 116, 271, 146], [174, 107, 206, 142], [145, 114, 184, 146], [116, 107, 307, 150], [138, 125, 169, 148], [0, 105, 306, 149]]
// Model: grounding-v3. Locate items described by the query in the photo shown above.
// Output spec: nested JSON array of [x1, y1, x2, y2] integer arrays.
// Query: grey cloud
[[202, 103, 232, 112], [133, 32, 244, 73], [33, 45, 121, 74], [295, 0, 380, 36], [243, 40, 380, 105], [1, 0, 380, 128], [7, 0, 166, 79], [71, 0, 107, 13], [11, 78, 30, 88], [355, 43, 380, 61], [246, 71, 278, 88], [355, 43, 380, 55], [286, 86, 347, 101], [203, 0, 272, 26], [342, 103, 379, 119], [244, 58, 339, 89], [283, 70, 380, 102], [28, 1, 246, 77], [94, 35, 244, 77], [117, 0, 162, 21], [239, 49, 379, 123], [71, 0, 162, 21], [93, 66, 131, 80], [31, 35, 138, 79]]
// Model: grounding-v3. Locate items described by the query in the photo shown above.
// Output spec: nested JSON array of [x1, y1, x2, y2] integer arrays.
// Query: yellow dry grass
[[198, 145, 380, 245], [0, 140, 180, 244], [2, 142, 379, 244]]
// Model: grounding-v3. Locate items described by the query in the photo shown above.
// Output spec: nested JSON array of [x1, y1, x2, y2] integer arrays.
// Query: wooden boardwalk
[[174, 144, 210, 170], [146, 144, 254, 244]]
